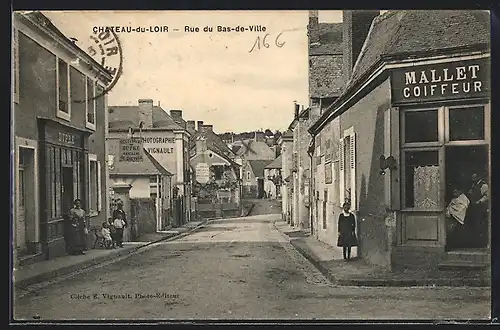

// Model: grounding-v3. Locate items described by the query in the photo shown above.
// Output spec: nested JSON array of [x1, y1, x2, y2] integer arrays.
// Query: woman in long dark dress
[[66, 199, 87, 255], [337, 202, 358, 261]]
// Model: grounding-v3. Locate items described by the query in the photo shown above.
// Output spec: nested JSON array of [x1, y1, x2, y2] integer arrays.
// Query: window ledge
[[56, 110, 71, 122], [86, 122, 96, 131]]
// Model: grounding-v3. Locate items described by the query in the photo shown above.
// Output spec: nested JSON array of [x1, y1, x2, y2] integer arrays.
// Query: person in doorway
[[66, 199, 87, 255], [337, 202, 358, 261], [445, 187, 469, 249], [112, 201, 128, 245], [467, 173, 489, 248], [113, 212, 126, 248]]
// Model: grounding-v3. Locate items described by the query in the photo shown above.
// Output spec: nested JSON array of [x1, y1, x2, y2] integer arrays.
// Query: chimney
[[308, 10, 320, 47], [187, 120, 196, 133], [170, 110, 183, 121], [255, 131, 265, 142], [197, 121, 204, 131], [294, 103, 300, 118], [195, 136, 207, 154], [138, 99, 154, 128], [343, 10, 380, 81]]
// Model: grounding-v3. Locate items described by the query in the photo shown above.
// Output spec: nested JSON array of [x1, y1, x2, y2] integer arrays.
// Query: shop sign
[[195, 163, 210, 183], [119, 138, 144, 162], [45, 127, 82, 147], [391, 58, 490, 104], [141, 136, 176, 154]]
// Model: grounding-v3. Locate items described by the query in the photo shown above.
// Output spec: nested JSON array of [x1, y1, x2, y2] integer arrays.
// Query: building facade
[[108, 99, 193, 227], [264, 155, 283, 200], [13, 12, 112, 263], [309, 10, 491, 270], [278, 131, 293, 223]]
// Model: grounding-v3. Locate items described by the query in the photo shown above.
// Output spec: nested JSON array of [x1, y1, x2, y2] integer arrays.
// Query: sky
[[42, 11, 344, 133]]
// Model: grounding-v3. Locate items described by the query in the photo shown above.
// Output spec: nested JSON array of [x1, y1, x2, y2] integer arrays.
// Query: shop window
[[404, 150, 440, 209], [13, 28, 19, 103], [404, 110, 438, 143], [57, 58, 70, 116], [449, 106, 485, 141], [86, 77, 96, 127], [89, 158, 101, 212]]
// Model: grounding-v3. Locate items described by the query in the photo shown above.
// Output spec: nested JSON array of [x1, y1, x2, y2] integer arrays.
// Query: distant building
[[13, 11, 112, 263], [278, 130, 294, 223], [108, 99, 193, 228], [242, 160, 272, 198], [264, 154, 283, 200]]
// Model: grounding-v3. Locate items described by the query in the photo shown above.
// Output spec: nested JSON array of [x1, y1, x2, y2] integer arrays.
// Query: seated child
[[101, 222, 113, 249], [107, 217, 117, 248]]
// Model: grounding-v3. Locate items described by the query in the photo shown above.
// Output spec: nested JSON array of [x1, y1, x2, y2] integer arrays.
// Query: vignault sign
[[391, 58, 490, 103]]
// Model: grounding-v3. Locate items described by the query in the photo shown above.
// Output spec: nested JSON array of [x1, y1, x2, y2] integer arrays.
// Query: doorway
[[257, 178, 264, 198], [445, 145, 489, 250], [62, 166, 74, 214], [17, 147, 36, 255]]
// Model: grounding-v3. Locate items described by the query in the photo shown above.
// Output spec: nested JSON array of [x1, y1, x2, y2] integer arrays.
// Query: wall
[[309, 55, 344, 99], [111, 176, 151, 199], [130, 198, 157, 237], [339, 77, 392, 269]]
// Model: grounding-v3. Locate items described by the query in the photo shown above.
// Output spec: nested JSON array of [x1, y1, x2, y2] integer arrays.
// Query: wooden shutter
[[97, 160, 102, 212], [339, 138, 345, 206], [350, 133, 357, 211]]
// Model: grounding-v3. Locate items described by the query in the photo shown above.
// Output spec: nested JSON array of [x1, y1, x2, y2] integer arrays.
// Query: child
[[446, 187, 470, 248], [113, 212, 126, 248], [108, 217, 117, 248], [101, 222, 113, 249], [337, 202, 358, 261]]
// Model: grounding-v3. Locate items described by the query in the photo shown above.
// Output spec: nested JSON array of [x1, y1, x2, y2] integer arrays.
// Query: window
[[339, 130, 356, 209], [404, 150, 440, 209], [13, 28, 19, 103], [449, 106, 485, 141], [86, 77, 95, 127], [88, 156, 101, 212], [404, 110, 438, 143], [150, 176, 157, 184], [57, 58, 70, 117], [246, 171, 251, 181]]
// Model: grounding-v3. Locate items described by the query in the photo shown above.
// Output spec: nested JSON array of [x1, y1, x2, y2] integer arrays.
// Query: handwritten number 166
[[249, 33, 285, 53]]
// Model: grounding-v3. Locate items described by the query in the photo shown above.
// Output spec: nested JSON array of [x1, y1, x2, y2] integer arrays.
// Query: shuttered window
[[339, 130, 357, 210]]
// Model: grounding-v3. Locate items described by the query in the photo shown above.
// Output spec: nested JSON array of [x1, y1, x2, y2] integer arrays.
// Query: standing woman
[[67, 199, 88, 255], [337, 202, 358, 261]]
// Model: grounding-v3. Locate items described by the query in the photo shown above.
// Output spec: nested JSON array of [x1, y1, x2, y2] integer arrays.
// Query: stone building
[[278, 130, 293, 223], [108, 99, 193, 227], [13, 11, 112, 263], [308, 10, 490, 271], [264, 154, 283, 199]]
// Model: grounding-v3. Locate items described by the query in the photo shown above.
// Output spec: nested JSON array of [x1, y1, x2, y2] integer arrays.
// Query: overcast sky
[[43, 11, 344, 133]]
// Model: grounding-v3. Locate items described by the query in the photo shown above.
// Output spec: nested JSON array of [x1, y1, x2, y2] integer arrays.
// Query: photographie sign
[[391, 58, 490, 104], [119, 138, 143, 162], [195, 163, 210, 183]]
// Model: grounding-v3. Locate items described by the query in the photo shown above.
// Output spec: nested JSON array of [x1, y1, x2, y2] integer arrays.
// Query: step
[[437, 260, 489, 271], [445, 250, 490, 263]]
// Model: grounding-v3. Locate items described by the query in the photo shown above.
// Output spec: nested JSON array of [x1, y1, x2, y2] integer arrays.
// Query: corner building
[[309, 10, 491, 270]]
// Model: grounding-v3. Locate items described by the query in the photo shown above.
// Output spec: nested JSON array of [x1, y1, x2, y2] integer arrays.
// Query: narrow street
[[14, 211, 489, 320]]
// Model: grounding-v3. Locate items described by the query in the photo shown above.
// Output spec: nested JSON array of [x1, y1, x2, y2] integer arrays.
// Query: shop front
[[391, 56, 490, 257], [38, 118, 91, 259]]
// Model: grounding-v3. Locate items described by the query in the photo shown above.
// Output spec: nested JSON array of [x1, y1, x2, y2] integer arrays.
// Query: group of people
[[446, 173, 489, 249], [65, 199, 128, 255]]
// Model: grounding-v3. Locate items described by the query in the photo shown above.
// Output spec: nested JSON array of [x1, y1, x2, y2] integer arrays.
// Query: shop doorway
[[62, 166, 74, 214], [17, 147, 36, 255], [445, 145, 489, 250]]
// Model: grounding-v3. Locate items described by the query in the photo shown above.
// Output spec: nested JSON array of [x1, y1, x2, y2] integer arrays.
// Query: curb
[[273, 221, 490, 288], [15, 219, 211, 289]]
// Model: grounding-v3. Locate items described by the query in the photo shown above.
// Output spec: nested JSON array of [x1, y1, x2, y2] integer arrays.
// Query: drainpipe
[[306, 133, 315, 234]]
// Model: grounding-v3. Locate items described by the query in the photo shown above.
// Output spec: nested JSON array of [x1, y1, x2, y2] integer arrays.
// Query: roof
[[110, 148, 173, 176], [282, 129, 293, 138], [236, 140, 276, 160], [265, 155, 283, 170], [348, 10, 490, 89], [309, 23, 343, 55], [108, 106, 184, 130], [248, 160, 272, 177], [190, 129, 236, 159]]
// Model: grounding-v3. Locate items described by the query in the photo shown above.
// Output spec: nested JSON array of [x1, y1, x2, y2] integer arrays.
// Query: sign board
[[391, 58, 490, 104], [119, 138, 143, 162], [195, 163, 210, 183]]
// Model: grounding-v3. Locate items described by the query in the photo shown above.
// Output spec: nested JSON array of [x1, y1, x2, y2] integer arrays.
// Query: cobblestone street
[[14, 214, 490, 321]]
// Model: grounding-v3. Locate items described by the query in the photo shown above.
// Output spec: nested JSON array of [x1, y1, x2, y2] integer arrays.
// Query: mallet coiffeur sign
[[391, 58, 490, 104]]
